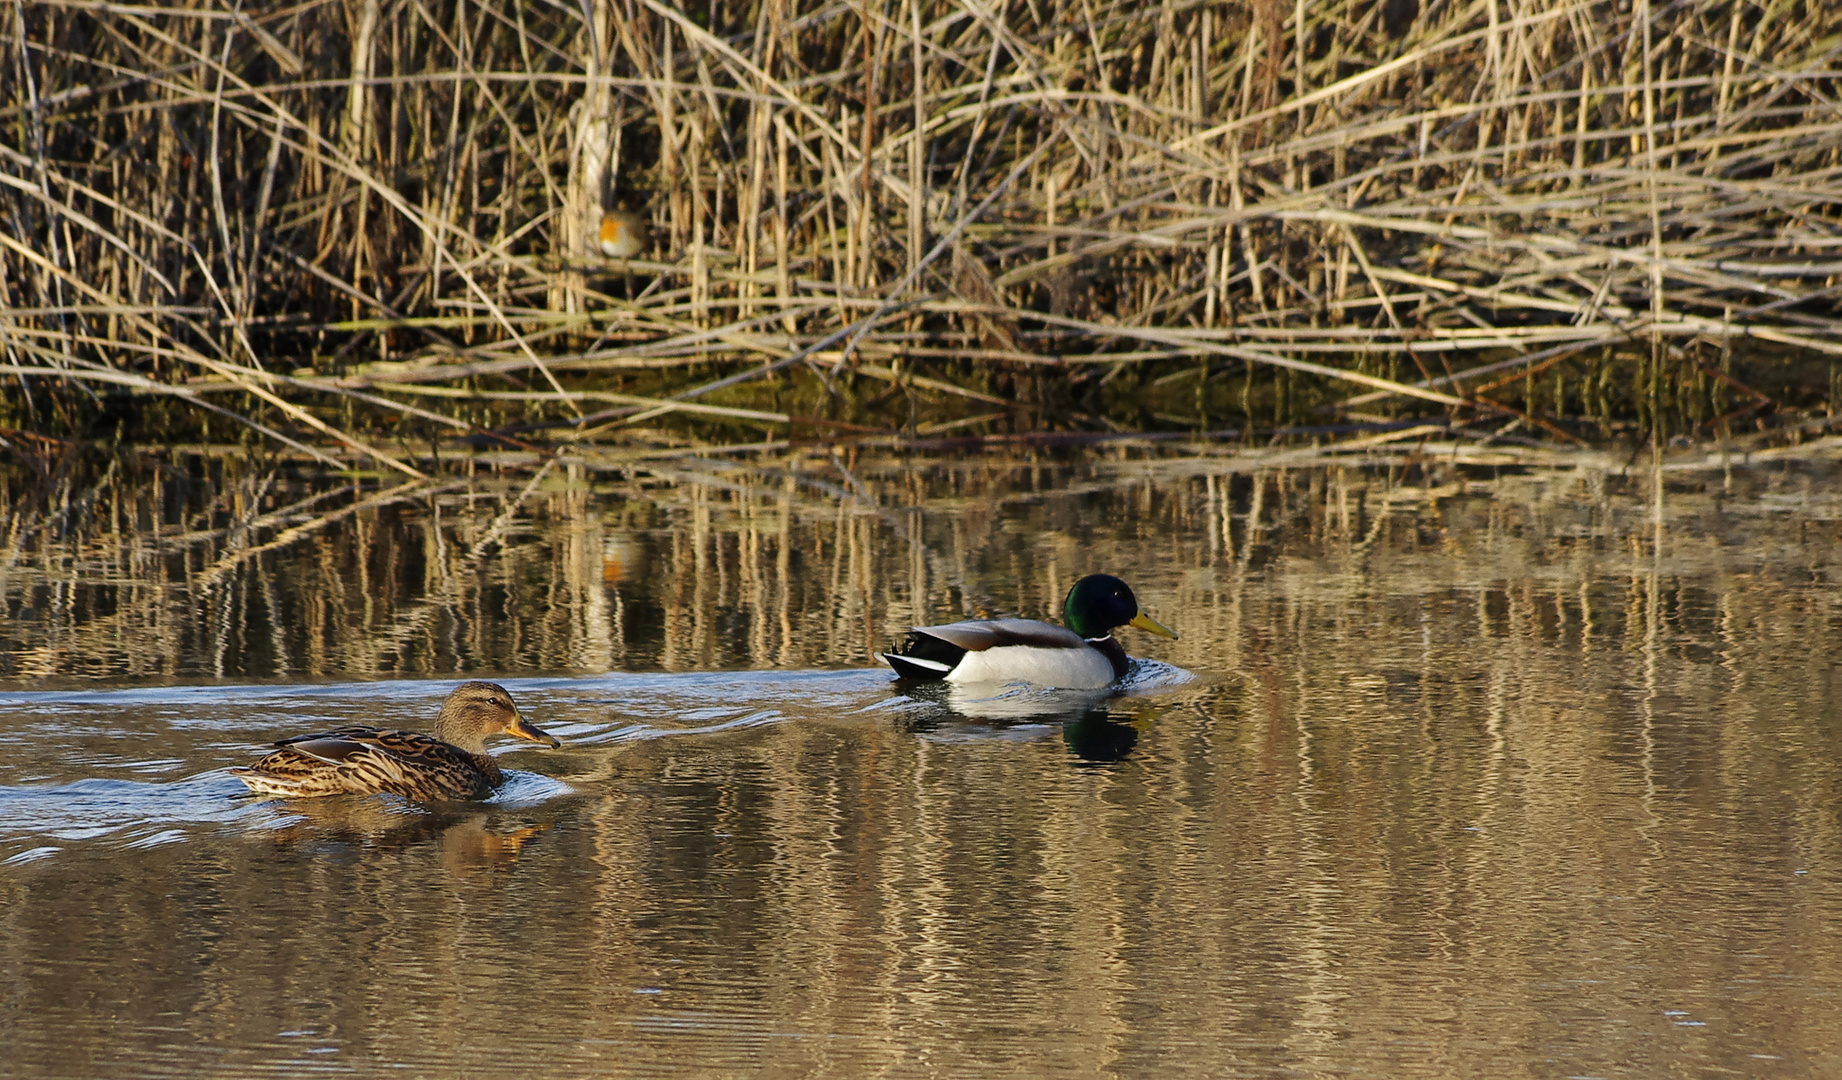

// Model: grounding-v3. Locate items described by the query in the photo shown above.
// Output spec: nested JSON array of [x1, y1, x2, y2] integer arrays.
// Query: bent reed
[[4, 0, 1842, 470]]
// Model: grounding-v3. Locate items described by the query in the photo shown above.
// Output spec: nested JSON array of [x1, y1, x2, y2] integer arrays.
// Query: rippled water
[[1, 453, 1840, 1077]]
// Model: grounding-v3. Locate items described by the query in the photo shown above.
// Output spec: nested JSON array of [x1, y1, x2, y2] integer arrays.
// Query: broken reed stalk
[[4, 0, 1842, 463]]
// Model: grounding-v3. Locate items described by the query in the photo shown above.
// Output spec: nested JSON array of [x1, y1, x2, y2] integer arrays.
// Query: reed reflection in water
[[0, 452, 1839, 1078]]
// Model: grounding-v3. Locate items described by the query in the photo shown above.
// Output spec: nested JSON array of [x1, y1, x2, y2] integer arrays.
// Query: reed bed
[[5, 0, 1842, 471]]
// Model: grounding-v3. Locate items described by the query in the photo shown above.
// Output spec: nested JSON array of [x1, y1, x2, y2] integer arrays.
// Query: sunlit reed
[[4, 0, 1842, 460]]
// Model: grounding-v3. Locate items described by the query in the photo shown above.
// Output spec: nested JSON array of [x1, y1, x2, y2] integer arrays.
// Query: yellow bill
[[1129, 609, 1178, 640]]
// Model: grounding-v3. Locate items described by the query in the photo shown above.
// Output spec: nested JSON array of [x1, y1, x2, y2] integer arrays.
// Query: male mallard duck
[[879, 574, 1177, 688], [230, 681, 559, 801]]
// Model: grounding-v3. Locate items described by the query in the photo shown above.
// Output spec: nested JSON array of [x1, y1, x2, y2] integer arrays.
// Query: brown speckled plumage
[[230, 682, 559, 801]]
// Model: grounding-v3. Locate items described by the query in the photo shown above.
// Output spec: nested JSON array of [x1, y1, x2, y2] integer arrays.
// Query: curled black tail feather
[[880, 630, 966, 681]]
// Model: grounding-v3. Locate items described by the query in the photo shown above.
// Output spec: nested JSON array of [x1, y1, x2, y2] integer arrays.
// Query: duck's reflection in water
[[1060, 710, 1138, 762], [889, 680, 1142, 762], [260, 797, 555, 868]]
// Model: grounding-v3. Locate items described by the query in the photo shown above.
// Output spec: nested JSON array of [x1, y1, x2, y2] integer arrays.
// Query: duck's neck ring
[[1086, 635, 1130, 680]]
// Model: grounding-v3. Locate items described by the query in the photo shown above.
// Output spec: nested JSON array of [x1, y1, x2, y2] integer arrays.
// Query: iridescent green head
[[1062, 575, 1179, 641]]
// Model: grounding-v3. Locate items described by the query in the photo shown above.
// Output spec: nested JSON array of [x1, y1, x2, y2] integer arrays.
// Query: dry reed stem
[[5, 0, 1842, 461]]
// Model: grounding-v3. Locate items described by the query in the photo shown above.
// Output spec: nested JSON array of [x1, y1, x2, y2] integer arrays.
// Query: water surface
[[1, 452, 1839, 1077]]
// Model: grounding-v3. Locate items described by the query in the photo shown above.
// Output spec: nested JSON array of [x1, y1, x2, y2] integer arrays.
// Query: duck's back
[[231, 725, 495, 800], [915, 618, 1087, 652]]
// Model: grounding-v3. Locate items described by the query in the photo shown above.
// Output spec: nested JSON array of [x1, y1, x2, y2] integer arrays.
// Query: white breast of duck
[[944, 634, 1120, 688]]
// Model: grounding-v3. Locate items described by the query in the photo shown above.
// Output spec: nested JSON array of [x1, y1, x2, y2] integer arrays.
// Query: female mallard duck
[[879, 574, 1177, 689], [230, 681, 559, 801]]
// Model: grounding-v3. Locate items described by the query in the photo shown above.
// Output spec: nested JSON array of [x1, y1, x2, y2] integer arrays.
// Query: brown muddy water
[[1, 450, 1840, 1078]]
